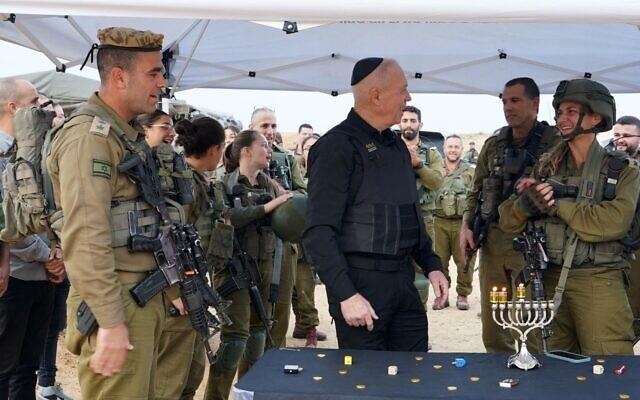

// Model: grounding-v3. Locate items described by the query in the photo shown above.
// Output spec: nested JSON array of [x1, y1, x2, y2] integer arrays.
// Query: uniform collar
[[346, 108, 397, 146], [89, 92, 142, 141], [237, 170, 269, 188]]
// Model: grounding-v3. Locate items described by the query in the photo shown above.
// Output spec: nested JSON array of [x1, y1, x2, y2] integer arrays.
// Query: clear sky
[[1, 40, 638, 136]]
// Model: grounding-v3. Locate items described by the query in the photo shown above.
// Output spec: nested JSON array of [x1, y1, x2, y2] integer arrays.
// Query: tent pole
[[169, 20, 209, 97]]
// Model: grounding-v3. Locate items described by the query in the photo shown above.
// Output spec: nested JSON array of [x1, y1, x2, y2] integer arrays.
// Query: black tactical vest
[[338, 129, 422, 259]]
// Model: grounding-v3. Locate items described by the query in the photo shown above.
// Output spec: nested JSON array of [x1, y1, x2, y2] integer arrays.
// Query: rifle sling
[[270, 238, 284, 305]]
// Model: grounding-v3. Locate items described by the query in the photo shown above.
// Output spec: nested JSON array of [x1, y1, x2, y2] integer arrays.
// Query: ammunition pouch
[[109, 199, 184, 248], [436, 174, 468, 218], [540, 216, 625, 268], [206, 221, 234, 270], [155, 143, 194, 205], [480, 176, 502, 220]]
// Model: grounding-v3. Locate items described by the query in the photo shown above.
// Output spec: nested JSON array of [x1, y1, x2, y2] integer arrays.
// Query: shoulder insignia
[[92, 159, 113, 179], [90, 116, 111, 137]]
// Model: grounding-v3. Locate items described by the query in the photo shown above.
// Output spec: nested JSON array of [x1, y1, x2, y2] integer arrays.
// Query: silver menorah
[[490, 284, 555, 370]]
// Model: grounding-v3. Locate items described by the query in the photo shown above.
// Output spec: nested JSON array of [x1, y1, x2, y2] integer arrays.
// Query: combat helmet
[[271, 193, 307, 242], [552, 79, 616, 135]]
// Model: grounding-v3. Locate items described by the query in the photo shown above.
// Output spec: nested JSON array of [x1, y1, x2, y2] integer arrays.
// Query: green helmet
[[271, 193, 307, 242], [552, 79, 616, 133]]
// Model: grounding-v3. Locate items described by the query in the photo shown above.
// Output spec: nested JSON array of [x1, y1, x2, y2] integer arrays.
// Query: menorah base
[[506, 342, 541, 371]]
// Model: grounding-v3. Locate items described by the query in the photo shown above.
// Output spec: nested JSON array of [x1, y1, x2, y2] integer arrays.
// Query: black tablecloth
[[234, 348, 639, 400]]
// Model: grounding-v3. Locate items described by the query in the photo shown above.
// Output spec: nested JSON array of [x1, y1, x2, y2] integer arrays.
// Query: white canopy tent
[[0, 3, 639, 97]]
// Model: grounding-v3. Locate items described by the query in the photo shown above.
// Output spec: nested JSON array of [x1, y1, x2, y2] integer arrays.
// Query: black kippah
[[351, 57, 384, 86]]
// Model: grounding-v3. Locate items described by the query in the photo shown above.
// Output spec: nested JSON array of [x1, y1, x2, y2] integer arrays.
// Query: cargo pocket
[[591, 270, 634, 348]]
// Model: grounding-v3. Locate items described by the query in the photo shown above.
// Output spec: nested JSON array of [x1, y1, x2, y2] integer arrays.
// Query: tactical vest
[[535, 144, 627, 268], [46, 104, 189, 249], [480, 123, 556, 220], [435, 162, 471, 218], [416, 145, 437, 210], [192, 172, 233, 269], [0, 106, 57, 243], [223, 169, 276, 261], [338, 131, 421, 262], [155, 142, 195, 205]]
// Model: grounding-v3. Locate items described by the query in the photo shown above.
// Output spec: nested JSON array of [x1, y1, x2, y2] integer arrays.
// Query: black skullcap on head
[[351, 57, 384, 86]]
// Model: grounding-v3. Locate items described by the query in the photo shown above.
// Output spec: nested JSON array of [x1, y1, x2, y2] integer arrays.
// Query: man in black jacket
[[303, 58, 448, 351]]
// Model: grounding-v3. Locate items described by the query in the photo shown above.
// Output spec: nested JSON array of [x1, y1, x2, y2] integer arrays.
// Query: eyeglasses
[[150, 124, 175, 131]]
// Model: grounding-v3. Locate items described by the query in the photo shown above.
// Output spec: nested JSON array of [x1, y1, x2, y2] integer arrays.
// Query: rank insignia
[[90, 116, 111, 136]]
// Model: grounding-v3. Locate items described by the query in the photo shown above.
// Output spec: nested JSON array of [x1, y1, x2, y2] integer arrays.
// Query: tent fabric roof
[[9, 70, 99, 109], [3, 0, 640, 23], [0, 10, 639, 95]]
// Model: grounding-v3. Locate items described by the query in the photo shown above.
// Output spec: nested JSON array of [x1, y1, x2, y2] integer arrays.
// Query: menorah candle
[[490, 286, 499, 303], [516, 283, 526, 299], [498, 287, 508, 303]]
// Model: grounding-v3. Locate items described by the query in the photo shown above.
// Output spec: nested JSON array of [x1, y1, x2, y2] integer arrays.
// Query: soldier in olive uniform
[[433, 135, 475, 310], [612, 116, 640, 339], [399, 105, 444, 241], [249, 107, 305, 348], [291, 133, 327, 347], [460, 77, 558, 354], [463, 141, 479, 165], [152, 117, 228, 399], [46, 28, 174, 398], [205, 130, 291, 400], [499, 79, 637, 355], [399, 106, 444, 306]]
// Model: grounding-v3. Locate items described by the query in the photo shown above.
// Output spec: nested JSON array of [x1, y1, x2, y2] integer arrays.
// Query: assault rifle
[[463, 187, 495, 273], [120, 146, 231, 364], [513, 220, 552, 351], [216, 233, 275, 347], [268, 159, 291, 191]]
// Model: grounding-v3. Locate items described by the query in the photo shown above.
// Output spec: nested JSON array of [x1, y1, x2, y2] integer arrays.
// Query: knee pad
[[243, 331, 266, 365], [214, 339, 247, 372]]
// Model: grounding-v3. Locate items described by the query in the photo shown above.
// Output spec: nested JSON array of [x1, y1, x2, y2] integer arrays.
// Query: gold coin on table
[[415, 356, 424, 361], [618, 394, 630, 400], [433, 364, 442, 369], [576, 376, 587, 381], [356, 384, 366, 390], [447, 386, 457, 391], [410, 378, 421, 384], [313, 376, 323, 381], [338, 369, 348, 375], [470, 376, 480, 382], [317, 353, 326, 358]]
